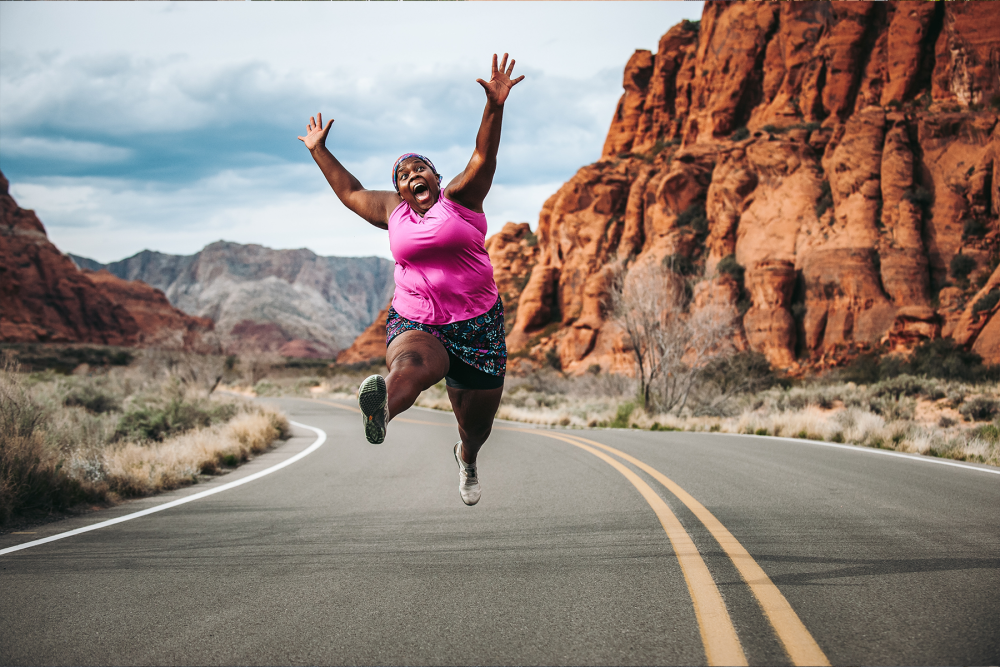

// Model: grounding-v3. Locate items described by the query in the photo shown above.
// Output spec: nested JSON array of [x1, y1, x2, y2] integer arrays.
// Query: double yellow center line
[[309, 398, 830, 665], [515, 428, 830, 667]]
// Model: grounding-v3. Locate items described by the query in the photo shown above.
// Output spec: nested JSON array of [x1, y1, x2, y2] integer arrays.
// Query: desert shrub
[[676, 204, 708, 235], [610, 401, 636, 428], [665, 253, 697, 276], [815, 181, 833, 219], [730, 126, 750, 141], [973, 288, 1000, 315], [905, 339, 995, 382], [63, 383, 120, 414], [868, 375, 931, 400], [837, 351, 883, 384], [700, 351, 776, 395], [0, 356, 105, 523], [958, 396, 999, 422], [717, 255, 745, 285], [691, 351, 776, 416], [868, 395, 916, 421], [963, 217, 989, 239], [970, 423, 1000, 443], [115, 398, 238, 443], [950, 253, 976, 282]]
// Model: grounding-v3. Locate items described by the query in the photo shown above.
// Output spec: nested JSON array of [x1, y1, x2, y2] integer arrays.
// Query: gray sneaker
[[358, 375, 388, 444], [453, 441, 481, 506]]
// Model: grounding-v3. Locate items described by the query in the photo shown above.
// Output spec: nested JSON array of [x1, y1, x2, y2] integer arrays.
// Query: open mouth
[[413, 182, 431, 203]]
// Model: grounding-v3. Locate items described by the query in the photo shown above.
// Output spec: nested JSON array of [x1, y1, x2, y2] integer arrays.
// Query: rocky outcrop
[[485, 222, 540, 333], [78, 243, 395, 357], [84, 270, 219, 354], [0, 171, 216, 352], [336, 305, 389, 366], [498, 1, 1000, 374]]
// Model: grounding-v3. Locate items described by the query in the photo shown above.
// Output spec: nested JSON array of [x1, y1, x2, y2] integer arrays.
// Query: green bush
[[698, 351, 777, 397], [730, 126, 750, 141], [972, 288, 1000, 315], [63, 384, 120, 414], [950, 253, 976, 282], [869, 375, 931, 400], [717, 255, 745, 284], [971, 423, 1000, 443], [610, 401, 635, 429], [905, 340, 995, 382], [115, 399, 238, 443], [676, 203, 708, 235], [963, 217, 989, 239], [665, 253, 697, 276], [869, 395, 916, 422], [958, 396, 999, 422]]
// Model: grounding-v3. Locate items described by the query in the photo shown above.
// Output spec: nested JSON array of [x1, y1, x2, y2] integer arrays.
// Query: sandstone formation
[[84, 270, 219, 354], [0, 170, 217, 352], [77, 243, 395, 358], [336, 306, 389, 365], [484, 222, 540, 335], [498, 1, 999, 374]]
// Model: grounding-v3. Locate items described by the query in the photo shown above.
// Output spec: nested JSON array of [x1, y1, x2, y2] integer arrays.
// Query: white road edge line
[[708, 431, 1000, 476], [0, 421, 327, 556]]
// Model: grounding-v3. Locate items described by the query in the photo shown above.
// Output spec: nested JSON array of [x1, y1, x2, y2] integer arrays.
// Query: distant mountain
[[73, 243, 395, 357]]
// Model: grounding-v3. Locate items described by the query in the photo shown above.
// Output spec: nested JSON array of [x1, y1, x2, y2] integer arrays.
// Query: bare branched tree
[[135, 350, 225, 396], [608, 260, 737, 413], [238, 349, 284, 388]]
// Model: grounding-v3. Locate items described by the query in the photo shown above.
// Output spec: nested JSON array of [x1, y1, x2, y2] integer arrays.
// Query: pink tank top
[[388, 195, 499, 325]]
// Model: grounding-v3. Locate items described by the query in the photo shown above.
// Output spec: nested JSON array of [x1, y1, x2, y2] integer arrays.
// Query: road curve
[[1, 396, 998, 666]]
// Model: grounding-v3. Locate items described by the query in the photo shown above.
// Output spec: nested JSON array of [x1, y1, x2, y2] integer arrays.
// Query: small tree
[[607, 260, 736, 413], [238, 349, 283, 388]]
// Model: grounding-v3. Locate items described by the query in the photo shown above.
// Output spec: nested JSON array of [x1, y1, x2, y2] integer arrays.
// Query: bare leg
[[385, 330, 449, 420], [448, 385, 504, 464]]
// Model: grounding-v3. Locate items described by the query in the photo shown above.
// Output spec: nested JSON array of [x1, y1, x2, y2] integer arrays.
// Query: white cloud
[[0, 136, 132, 163], [11, 166, 563, 264], [0, 2, 704, 262]]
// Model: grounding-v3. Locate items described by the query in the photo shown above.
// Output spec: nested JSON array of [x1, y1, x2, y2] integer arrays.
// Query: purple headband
[[392, 153, 440, 192]]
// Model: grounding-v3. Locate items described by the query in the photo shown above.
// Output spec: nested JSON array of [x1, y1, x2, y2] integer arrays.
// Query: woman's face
[[396, 158, 440, 216]]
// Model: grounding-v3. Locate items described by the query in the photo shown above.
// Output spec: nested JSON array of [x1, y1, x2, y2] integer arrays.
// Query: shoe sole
[[359, 375, 387, 444]]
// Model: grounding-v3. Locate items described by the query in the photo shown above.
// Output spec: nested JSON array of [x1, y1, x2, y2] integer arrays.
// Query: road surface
[[2, 396, 998, 665]]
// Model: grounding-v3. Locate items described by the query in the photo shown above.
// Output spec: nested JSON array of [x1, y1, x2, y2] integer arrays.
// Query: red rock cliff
[[501, 1, 1000, 372], [0, 171, 219, 353]]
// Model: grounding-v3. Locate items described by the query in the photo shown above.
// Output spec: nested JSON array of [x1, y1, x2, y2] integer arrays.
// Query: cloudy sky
[[0, 2, 702, 264]]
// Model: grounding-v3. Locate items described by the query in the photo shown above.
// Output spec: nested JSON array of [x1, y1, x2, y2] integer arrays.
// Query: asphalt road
[[2, 396, 998, 666]]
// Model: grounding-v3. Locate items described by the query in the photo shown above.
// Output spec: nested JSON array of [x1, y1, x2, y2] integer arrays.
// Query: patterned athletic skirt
[[386, 297, 506, 389]]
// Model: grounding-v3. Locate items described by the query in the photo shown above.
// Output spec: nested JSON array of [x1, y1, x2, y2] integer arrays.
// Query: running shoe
[[453, 441, 481, 506], [358, 374, 389, 444]]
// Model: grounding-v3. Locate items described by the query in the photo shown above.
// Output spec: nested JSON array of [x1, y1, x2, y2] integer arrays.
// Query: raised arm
[[444, 54, 524, 213], [298, 113, 401, 230]]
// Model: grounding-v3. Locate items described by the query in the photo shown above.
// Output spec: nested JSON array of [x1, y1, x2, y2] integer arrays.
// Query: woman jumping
[[298, 53, 524, 506]]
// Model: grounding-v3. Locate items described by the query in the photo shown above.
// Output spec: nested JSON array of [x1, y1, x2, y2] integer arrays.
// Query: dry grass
[[103, 407, 288, 497], [287, 362, 1000, 468], [1, 350, 290, 526]]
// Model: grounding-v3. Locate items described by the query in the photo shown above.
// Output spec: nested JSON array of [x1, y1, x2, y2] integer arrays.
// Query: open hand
[[298, 112, 333, 151], [476, 53, 524, 106]]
